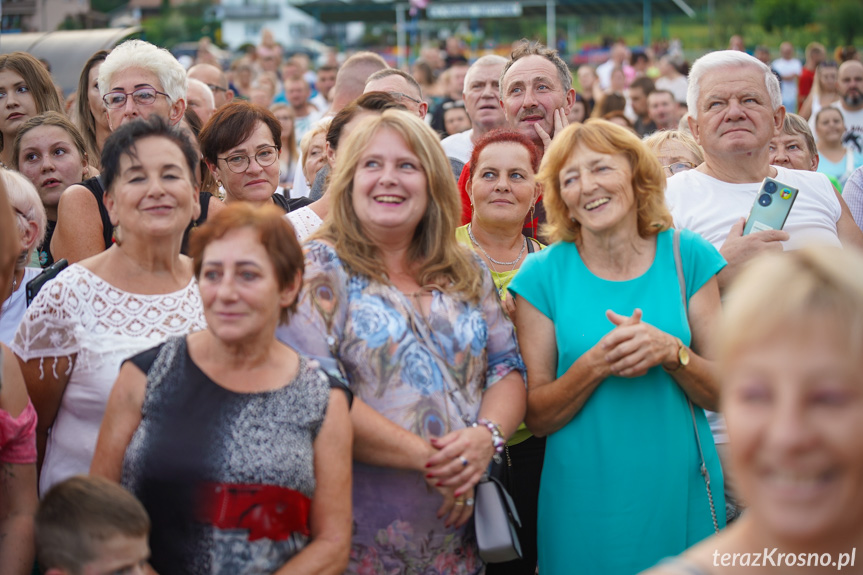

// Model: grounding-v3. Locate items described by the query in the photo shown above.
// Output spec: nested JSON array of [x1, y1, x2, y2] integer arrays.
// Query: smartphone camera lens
[[758, 193, 773, 207], [764, 181, 777, 194]]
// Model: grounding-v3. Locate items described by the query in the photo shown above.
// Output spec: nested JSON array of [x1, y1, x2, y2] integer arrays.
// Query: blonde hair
[[642, 129, 704, 164], [299, 118, 330, 161], [719, 247, 863, 365], [315, 109, 483, 302], [537, 119, 672, 244]]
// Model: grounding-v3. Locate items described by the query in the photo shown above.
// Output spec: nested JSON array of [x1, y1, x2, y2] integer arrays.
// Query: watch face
[[679, 345, 691, 367]]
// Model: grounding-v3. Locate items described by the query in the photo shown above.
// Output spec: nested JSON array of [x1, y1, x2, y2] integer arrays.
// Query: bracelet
[[473, 418, 506, 454]]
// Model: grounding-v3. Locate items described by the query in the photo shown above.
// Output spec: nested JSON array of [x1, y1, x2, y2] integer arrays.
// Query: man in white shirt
[[834, 60, 863, 154], [284, 75, 322, 147], [771, 42, 802, 113], [440, 55, 507, 164], [596, 42, 632, 91], [667, 50, 863, 291]]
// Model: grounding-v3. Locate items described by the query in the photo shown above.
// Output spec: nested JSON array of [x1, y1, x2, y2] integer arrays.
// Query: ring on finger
[[465, 498, 475, 506], [454, 498, 465, 506], [458, 455, 469, 467]]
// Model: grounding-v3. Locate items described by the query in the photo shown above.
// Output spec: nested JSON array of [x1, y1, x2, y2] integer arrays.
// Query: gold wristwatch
[[664, 338, 690, 373]]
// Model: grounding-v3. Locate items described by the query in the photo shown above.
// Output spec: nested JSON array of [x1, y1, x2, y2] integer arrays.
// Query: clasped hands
[[598, 309, 680, 378], [421, 425, 496, 528]]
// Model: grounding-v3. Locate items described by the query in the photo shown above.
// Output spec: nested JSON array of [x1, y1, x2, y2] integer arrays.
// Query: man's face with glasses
[[104, 68, 185, 130]]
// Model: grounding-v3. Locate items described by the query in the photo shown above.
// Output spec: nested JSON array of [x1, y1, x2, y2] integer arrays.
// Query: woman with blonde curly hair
[[279, 109, 526, 574], [509, 119, 726, 574]]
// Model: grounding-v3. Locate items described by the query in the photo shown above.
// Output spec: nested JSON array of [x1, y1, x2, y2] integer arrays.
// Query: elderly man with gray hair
[[667, 50, 863, 292], [440, 55, 508, 164]]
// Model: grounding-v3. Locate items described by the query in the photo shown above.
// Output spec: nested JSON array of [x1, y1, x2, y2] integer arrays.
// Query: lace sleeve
[[9, 269, 80, 370]]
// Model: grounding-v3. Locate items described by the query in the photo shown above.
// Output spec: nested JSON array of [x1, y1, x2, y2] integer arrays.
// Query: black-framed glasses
[[103, 86, 170, 109], [663, 161, 697, 176], [388, 91, 422, 105], [217, 145, 279, 173], [205, 83, 228, 93]]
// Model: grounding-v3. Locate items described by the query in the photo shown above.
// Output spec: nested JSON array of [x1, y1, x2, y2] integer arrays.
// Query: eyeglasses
[[206, 83, 228, 93], [217, 145, 279, 173], [442, 100, 466, 111], [663, 161, 697, 176], [103, 86, 170, 109], [388, 91, 422, 105]]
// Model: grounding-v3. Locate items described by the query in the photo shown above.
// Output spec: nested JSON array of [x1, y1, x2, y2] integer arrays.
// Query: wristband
[[473, 418, 506, 454]]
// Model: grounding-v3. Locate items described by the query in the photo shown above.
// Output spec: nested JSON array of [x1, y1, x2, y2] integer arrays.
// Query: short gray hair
[[463, 55, 507, 93], [187, 78, 214, 108], [366, 68, 423, 100], [687, 50, 780, 120], [501, 40, 572, 96], [99, 39, 188, 104]]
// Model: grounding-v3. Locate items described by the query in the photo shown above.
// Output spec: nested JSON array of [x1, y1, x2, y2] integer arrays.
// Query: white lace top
[[10, 264, 207, 495], [285, 206, 323, 242]]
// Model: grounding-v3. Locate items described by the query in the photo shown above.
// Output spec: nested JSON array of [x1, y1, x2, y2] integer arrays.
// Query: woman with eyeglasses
[[200, 101, 311, 214], [51, 40, 221, 264], [644, 130, 704, 177]]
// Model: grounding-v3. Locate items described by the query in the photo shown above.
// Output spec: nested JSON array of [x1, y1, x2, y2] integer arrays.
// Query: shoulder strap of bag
[[672, 230, 720, 534]]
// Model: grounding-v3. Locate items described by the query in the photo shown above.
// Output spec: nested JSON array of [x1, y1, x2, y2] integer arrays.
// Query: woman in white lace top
[[11, 116, 207, 495]]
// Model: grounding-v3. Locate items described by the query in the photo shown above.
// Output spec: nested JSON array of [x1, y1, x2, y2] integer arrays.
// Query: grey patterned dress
[[121, 336, 338, 575]]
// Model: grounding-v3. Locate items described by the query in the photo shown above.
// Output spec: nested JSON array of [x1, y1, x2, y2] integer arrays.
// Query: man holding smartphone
[[665, 50, 863, 292]]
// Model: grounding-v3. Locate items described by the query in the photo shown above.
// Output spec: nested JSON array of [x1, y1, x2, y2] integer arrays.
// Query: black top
[[272, 193, 312, 213], [80, 176, 114, 250], [122, 337, 349, 575], [37, 220, 56, 268]]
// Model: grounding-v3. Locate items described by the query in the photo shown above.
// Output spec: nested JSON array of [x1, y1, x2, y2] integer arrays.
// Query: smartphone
[[743, 177, 799, 235], [25, 259, 68, 306]]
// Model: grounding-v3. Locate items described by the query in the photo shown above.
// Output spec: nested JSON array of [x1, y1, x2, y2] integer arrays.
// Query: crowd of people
[[1, 30, 863, 575]]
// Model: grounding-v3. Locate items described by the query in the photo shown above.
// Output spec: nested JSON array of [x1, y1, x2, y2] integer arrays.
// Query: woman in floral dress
[[278, 110, 526, 574]]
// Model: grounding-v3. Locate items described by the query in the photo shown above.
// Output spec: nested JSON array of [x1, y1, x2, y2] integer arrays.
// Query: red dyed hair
[[467, 129, 541, 182]]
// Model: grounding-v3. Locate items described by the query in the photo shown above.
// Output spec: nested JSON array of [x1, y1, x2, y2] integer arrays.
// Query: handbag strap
[[672, 230, 720, 534]]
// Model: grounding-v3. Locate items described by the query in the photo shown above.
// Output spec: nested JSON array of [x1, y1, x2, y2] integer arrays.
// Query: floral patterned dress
[[277, 241, 525, 575]]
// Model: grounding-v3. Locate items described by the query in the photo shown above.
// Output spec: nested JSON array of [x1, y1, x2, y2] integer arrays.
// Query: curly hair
[[537, 119, 672, 244]]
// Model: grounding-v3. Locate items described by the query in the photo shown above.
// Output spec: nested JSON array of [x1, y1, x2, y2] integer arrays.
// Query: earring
[[112, 225, 122, 246]]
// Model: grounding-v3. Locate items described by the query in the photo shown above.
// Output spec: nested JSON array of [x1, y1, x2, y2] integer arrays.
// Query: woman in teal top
[[456, 129, 544, 575], [509, 120, 726, 574]]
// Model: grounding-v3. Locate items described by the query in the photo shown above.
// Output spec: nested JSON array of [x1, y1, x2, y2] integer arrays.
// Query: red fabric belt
[[198, 482, 311, 541]]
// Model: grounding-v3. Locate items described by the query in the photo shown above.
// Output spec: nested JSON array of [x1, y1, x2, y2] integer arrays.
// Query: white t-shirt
[[772, 57, 802, 108], [666, 165, 842, 252], [440, 129, 474, 164], [833, 101, 863, 154], [655, 75, 689, 104], [0, 267, 41, 345]]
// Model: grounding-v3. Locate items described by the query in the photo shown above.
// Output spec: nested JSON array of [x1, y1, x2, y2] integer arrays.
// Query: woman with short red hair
[[457, 129, 544, 575]]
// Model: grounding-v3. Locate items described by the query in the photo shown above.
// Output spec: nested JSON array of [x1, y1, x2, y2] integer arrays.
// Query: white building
[[218, 0, 320, 50]]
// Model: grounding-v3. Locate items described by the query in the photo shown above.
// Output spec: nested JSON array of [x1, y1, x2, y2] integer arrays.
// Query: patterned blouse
[[277, 240, 525, 574]]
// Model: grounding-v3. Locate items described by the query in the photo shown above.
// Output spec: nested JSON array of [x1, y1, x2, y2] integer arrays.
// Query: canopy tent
[[293, 0, 694, 66], [0, 27, 142, 94]]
